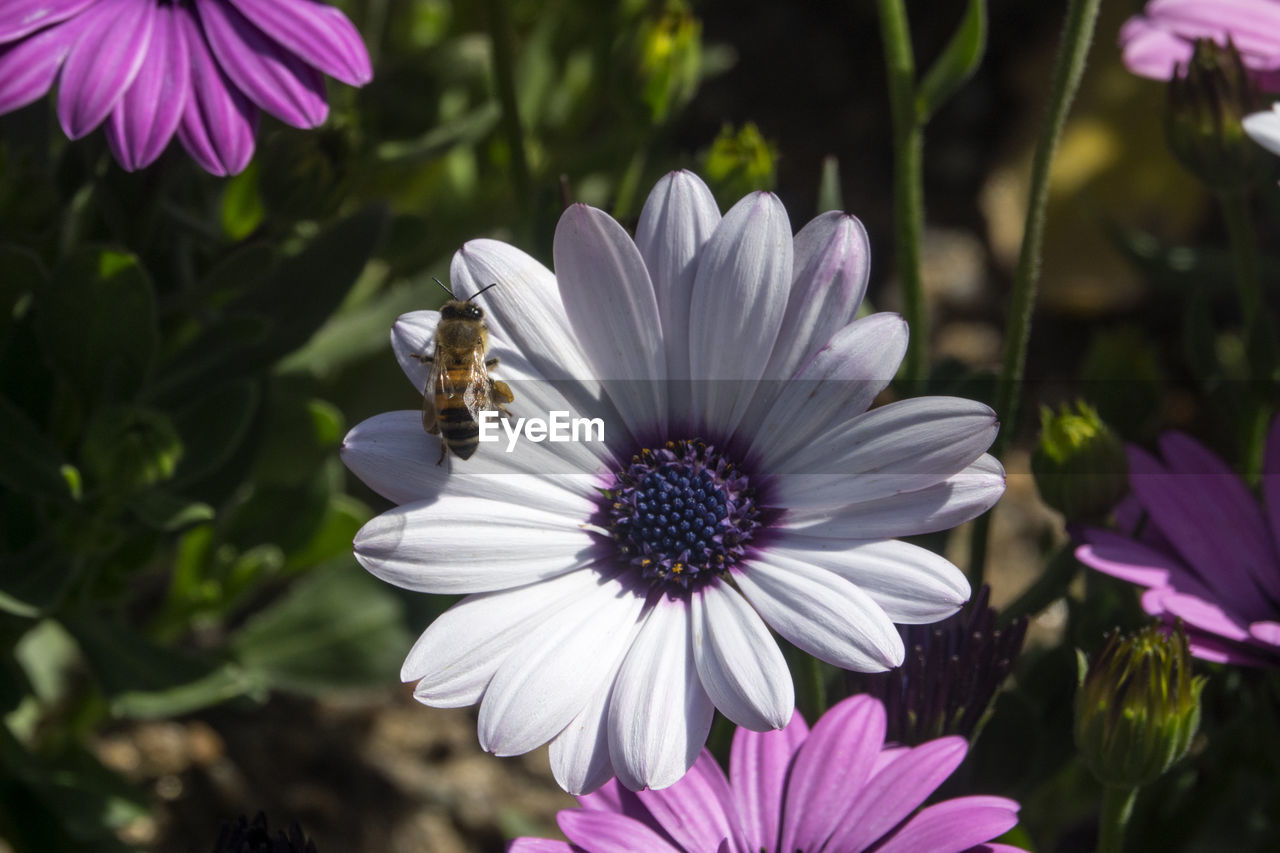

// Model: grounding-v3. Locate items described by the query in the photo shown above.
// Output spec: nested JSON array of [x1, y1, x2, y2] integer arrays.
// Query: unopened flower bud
[[1166, 39, 1273, 192], [848, 585, 1028, 745], [629, 0, 703, 124], [1074, 625, 1205, 790], [702, 122, 777, 204], [1032, 401, 1128, 522]]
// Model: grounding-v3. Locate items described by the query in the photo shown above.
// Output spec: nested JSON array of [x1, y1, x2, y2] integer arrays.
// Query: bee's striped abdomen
[[435, 366, 481, 459]]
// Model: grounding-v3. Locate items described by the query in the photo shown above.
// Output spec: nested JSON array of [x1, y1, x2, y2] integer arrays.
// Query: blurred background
[[2, 0, 1278, 850]]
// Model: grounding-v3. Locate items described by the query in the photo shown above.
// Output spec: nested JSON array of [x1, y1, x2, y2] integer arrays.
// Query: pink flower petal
[[778, 694, 884, 853], [105, 3, 188, 171], [829, 736, 969, 851], [729, 710, 808, 853], [1158, 431, 1280, 600], [56, 0, 156, 138], [637, 751, 745, 852], [1075, 529, 1214, 600], [176, 5, 257, 176], [0, 0, 94, 44], [1264, 415, 1280, 559], [0, 15, 85, 114], [1249, 620, 1280, 647], [192, 0, 328, 128], [226, 0, 372, 86], [875, 795, 1020, 853], [557, 809, 682, 853], [1128, 445, 1271, 619]]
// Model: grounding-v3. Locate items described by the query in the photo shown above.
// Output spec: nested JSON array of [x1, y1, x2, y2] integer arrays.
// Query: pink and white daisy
[[0, 0, 372, 174], [508, 694, 1024, 853], [341, 171, 1005, 793], [1119, 0, 1280, 89], [1076, 416, 1280, 667]]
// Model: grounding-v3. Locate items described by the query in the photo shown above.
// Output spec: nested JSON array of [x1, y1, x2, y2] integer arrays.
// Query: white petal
[[1245, 103, 1280, 156], [341, 410, 600, 511], [749, 313, 908, 471], [449, 239, 598, 386], [353, 496, 601, 594], [608, 598, 715, 791], [635, 170, 721, 383], [765, 211, 870, 383], [554, 203, 667, 438], [770, 397, 998, 509], [549, 655, 624, 796], [782, 453, 1006, 539], [770, 537, 970, 624], [479, 573, 646, 756], [733, 554, 905, 672], [691, 579, 794, 730], [390, 310, 618, 471], [688, 192, 793, 436], [404, 568, 605, 707]]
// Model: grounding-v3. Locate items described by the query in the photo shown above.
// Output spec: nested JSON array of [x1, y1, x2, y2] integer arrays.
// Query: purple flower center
[[605, 439, 759, 590]]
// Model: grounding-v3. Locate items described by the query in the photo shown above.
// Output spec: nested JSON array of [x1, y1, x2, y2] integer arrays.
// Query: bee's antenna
[[431, 276, 455, 298], [468, 282, 500, 302]]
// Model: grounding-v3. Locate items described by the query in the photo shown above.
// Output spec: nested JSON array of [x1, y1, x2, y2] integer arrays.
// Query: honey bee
[[411, 279, 514, 464]]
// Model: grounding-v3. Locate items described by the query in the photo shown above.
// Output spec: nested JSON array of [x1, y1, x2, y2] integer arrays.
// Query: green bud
[[1074, 625, 1205, 790], [80, 405, 183, 494], [1032, 401, 1128, 522], [702, 122, 777, 205], [630, 0, 703, 124], [1166, 38, 1273, 193]]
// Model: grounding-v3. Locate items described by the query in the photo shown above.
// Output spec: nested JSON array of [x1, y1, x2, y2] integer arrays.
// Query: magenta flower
[[1119, 0, 1280, 90], [509, 695, 1022, 853], [0, 0, 372, 175], [1076, 416, 1280, 667]]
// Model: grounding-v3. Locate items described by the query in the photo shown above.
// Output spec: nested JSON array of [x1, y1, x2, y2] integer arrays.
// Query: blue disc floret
[[605, 439, 760, 590]]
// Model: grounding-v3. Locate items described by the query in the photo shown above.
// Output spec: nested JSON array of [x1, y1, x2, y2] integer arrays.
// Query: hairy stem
[[968, 0, 1101, 587]]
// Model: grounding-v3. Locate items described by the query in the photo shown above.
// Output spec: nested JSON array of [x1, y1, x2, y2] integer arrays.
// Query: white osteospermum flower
[[341, 171, 1005, 795], [1244, 101, 1280, 156]]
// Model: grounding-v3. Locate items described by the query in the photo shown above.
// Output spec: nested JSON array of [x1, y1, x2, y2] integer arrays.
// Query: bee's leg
[[493, 380, 515, 418], [436, 440, 447, 466], [410, 352, 434, 364], [486, 356, 499, 368]]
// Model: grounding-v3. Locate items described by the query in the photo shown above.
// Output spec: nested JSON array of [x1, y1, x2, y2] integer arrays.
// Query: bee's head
[[441, 301, 485, 321]]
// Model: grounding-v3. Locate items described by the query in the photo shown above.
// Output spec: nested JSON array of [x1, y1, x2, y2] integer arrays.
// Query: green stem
[[799, 653, 828, 721], [1098, 784, 1138, 853], [874, 0, 927, 386], [1217, 191, 1264, 341], [484, 0, 532, 218], [967, 0, 1101, 589]]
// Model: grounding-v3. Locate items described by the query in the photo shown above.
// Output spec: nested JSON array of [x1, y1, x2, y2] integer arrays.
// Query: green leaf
[[61, 613, 255, 718], [170, 379, 261, 486], [915, 0, 986, 122], [276, 278, 425, 377], [125, 489, 215, 532], [0, 392, 77, 503], [36, 247, 157, 405], [154, 207, 388, 395], [231, 562, 410, 693], [221, 160, 264, 241], [281, 494, 371, 572]]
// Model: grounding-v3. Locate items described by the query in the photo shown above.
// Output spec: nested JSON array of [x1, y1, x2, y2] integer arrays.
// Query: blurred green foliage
[[0, 0, 733, 847]]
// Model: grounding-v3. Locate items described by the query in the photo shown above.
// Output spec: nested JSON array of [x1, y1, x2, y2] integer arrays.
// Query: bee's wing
[[461, 346, 496, 417], [422, 348, 443, 434]]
